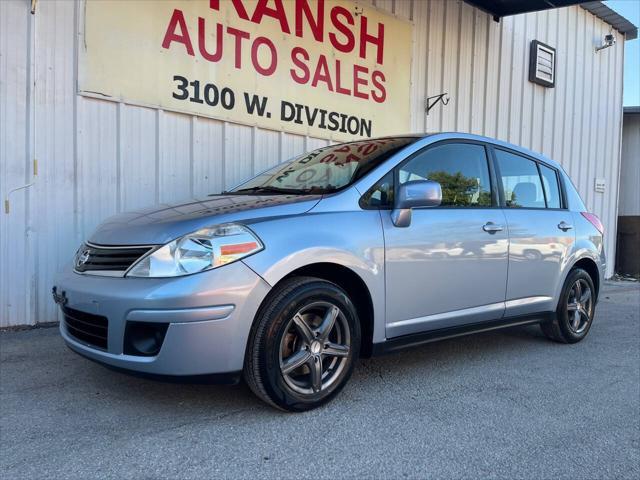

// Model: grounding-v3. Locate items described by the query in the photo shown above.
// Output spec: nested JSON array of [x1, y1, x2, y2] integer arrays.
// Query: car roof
[[364, 132, 562, 170], [351, 132, 567, 197]]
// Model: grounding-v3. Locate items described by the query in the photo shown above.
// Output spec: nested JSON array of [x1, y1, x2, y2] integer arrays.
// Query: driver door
[[382, 142, 509, 338]]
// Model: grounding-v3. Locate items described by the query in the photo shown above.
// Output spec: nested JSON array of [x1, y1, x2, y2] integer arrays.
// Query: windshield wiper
[[232, 186, 311, 195]]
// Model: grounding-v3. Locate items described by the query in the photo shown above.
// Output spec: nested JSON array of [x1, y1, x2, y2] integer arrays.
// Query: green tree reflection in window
[[427, 170, 491, 207]]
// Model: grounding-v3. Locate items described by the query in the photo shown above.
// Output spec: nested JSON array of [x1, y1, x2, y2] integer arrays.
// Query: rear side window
[[398, 143, 492, 207], [539, 164, 562, 208], [495, 150, 545, 208]]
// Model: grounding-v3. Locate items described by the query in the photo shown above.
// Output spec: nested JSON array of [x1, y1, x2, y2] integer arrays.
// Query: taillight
[[581, 212, 604, 234]]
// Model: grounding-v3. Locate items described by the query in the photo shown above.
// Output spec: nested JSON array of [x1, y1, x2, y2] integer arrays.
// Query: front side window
[[495, 149, 546, 208], [230, 137, 417, 195], [398, 143, 492, 207]]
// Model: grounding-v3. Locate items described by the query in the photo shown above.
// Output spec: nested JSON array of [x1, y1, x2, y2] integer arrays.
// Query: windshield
[[230, 137, 418, 195]]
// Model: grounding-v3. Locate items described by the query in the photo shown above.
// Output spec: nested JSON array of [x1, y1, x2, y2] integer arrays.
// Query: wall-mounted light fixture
[[596, 33, 616, 52]]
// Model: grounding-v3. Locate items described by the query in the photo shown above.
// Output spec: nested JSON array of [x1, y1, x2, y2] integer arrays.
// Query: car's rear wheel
[[541, 268, 596, 343], [244, 276, 361, 411]]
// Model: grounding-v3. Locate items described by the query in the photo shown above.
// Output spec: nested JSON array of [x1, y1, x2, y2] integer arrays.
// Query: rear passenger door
[[492, 148, 575, 317]]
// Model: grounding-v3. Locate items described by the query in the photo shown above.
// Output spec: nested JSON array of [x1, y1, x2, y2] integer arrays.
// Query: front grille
[[75, 244, 152, 273], [62, 306, 109, 350]]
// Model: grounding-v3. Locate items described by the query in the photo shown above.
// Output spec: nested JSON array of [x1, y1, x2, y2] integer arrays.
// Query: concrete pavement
[[1, 281, 638, 479]]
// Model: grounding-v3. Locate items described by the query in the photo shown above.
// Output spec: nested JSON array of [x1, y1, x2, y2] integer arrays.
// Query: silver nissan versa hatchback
[[54, 133, 605, 411]]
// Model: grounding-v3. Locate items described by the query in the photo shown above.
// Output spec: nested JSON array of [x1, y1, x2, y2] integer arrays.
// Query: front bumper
[[54, 261, 271, 377]]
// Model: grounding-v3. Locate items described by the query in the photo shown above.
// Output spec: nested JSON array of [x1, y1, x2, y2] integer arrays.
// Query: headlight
[[127, 224, 263, 278]]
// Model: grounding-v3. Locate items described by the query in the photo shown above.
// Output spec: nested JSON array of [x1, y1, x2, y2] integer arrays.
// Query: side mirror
[[391, 180, 442, 227]]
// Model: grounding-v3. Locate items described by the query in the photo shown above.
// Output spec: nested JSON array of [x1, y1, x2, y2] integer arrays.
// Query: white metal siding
[[619, 114, 640, 217], [0, 0, 626, 327]]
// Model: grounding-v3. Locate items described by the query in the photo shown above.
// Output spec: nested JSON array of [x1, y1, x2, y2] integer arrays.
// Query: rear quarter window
[[538, 164, 562, 209]]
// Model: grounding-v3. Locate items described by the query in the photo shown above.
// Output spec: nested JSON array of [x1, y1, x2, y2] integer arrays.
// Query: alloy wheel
[[279, 301, 351, 395], [566, 278, 593, 334]]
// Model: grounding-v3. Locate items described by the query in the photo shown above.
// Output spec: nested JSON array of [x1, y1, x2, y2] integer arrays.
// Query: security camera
[[596, 34, 616, 52]]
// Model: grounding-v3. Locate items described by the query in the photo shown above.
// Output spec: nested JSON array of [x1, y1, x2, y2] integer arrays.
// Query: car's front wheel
[[244, 276, 361, 411]]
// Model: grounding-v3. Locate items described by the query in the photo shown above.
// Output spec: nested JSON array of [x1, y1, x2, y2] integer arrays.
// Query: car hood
[[88, 194, 322, 245]]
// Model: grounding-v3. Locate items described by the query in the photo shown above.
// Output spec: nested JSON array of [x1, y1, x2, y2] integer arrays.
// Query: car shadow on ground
[[67, 323, 552, 416]]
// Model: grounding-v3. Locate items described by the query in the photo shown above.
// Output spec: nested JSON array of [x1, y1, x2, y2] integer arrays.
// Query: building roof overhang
[[465, 1, 637, 40]]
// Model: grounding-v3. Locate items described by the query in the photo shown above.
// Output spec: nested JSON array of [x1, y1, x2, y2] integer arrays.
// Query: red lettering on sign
[[329, 7, 355, 53], [251, 36, 277, 76], [312, 55, 333, 91], [371, 70, 387, 103], [251, 0, 291, 34], [162, 9, 194, 56], [334, 59, 351, 96], [295, 0, 324, 42], [198, 18, 223, 62], [227, 27, 250, 69], [209, 0, 250, 21], [161, 1, 393, 104], [290, 47, 310, 84], [360, 16, 384, 64], [353, 65, 369, 100]]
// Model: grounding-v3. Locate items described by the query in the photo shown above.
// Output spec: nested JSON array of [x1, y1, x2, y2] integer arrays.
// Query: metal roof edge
[[581, 2, 638, 41]]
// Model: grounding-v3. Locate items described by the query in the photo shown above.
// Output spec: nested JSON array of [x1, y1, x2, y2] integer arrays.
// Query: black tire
[[541, 268, 596, 344], [244, 276, 361, 412]]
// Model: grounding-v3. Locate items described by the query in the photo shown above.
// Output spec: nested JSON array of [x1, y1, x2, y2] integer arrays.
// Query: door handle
[[482, 222, 503, 234], [558, 221, 573, 231]]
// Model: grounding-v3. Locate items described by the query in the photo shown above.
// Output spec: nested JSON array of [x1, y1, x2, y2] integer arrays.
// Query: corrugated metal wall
[[0, 0, 626, 327], [619, 113, 640, 217]]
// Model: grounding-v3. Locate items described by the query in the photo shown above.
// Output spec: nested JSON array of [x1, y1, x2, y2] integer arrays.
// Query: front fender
[[242, 210, 386, 342]]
